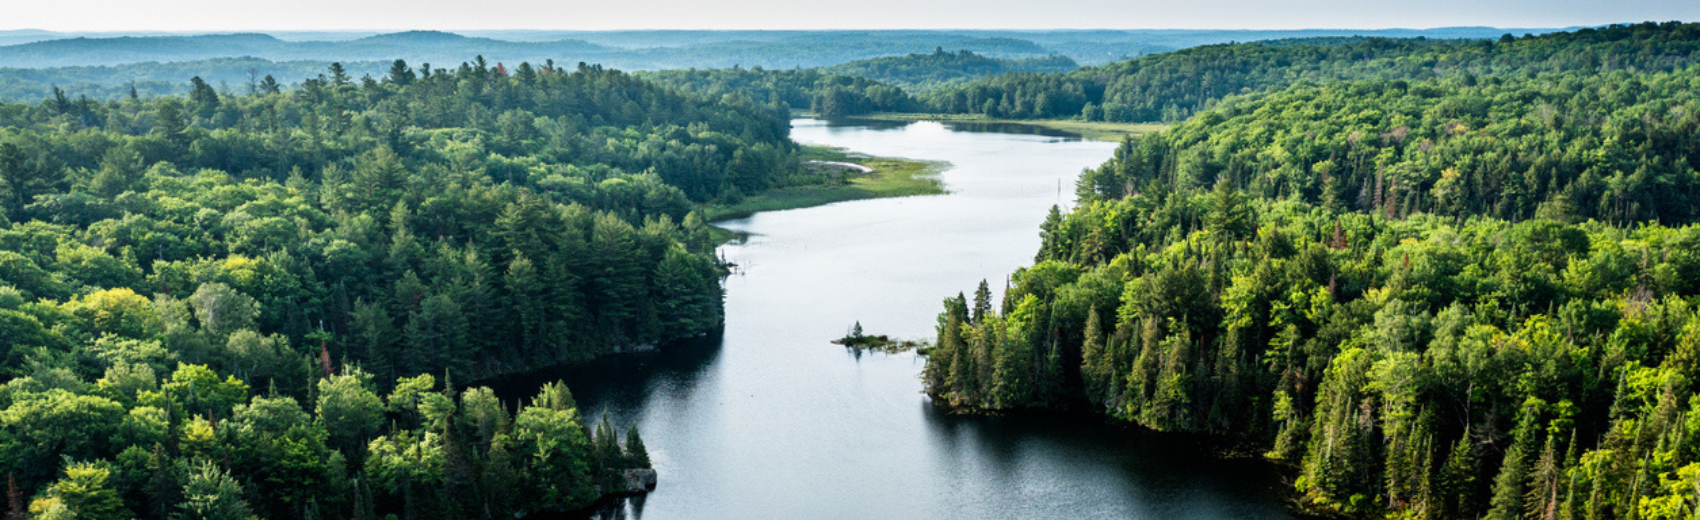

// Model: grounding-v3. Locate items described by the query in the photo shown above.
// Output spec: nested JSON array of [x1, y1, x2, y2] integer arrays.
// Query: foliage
[[819, 48, 1078, 91], [923, 22, 1700, 122], [641, 67, 918, 118], [923, 22, 1700, 519], [0, 58, 753, 519]]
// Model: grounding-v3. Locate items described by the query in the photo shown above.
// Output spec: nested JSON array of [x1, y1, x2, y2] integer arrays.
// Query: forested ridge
[[818, 48, 1078, 91], [922, 22, 1700, 519], [921, 21, 1700, 123], [639, 67, 919, 118], [0, 57, 808, 518]]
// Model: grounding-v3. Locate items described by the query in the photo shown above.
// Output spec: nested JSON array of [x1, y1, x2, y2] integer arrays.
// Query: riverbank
[[852, 113, 1169, 142], [697, 145, 946, 224]]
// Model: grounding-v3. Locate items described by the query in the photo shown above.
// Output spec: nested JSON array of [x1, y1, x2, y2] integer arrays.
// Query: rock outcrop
[[621, 468, 658, 493]]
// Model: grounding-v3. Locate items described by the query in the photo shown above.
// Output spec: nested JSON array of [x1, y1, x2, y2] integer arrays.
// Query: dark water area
[[489, 119, 1297, 519]]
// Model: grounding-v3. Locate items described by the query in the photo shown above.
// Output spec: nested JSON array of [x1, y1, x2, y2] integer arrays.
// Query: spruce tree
[[258, 75, 280, 95], [1080, 306, 1108, 404], [328, 62, 351, 86], [1487, 398, 1545, 520], [387, 59, 415, 86], [624, 423, 651, 468], [971, 280, 993, 325]]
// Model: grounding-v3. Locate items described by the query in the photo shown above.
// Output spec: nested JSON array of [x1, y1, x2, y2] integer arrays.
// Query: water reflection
[[480, 333, 725, 412], [830, 116, 1088, 140], [483, 119, 1296, 519]]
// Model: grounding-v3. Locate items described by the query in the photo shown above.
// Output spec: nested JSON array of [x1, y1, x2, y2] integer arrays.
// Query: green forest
[[922, 22, 1700, 519], [920, 21, 1700, 122], [639, 67, 918, 118], [0, 57, 817, 518], [818, 48, 1078, 91]]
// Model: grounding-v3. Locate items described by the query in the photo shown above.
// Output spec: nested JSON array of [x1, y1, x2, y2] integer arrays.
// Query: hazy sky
[[2, 0, 1694, 32]]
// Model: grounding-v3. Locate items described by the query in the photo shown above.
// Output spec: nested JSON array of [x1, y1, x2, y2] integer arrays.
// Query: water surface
[[494, 118, 1296, 520]]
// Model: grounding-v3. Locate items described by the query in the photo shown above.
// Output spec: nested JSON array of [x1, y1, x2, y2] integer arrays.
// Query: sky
[[0, 0, 1694, 32]]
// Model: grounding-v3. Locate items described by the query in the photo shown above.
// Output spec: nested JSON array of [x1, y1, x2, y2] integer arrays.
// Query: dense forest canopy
[[922, 21, 1700, 122], [639, 67, 919, 118], [923, 22, 1700, 519], [0, 57, 808, 518], [0, 26, 1576, 105], [819, 48, 1078, 91]]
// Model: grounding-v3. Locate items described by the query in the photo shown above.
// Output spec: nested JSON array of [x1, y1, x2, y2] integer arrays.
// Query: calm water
[[491, 119, 1297, 519]]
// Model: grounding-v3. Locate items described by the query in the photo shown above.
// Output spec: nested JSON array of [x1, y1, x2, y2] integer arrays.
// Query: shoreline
[[843, 112, 1169, 142], [922, 395, 1328, 519], [696, 144, 948, 226]]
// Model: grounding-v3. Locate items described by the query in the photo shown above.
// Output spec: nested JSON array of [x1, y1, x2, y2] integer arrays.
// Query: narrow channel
[[490, 118, 1297, 519]]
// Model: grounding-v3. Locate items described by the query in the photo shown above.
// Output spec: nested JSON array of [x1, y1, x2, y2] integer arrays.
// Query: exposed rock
[[622, 468, 658, 493]]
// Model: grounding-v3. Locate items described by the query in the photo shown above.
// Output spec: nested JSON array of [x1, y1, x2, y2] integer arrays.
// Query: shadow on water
[[921, 404, 1299, 519], [524, 492, 648, 520], [477, 332, 725, 411]]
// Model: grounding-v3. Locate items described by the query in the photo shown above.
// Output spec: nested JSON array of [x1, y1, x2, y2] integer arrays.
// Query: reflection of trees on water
[[823, 117, 1086, 140], [584, 492, 647, 520], [477, 332, 726, 415], [919, 405, 1296, 518]]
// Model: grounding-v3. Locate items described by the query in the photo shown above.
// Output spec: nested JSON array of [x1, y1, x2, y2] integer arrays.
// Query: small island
[[832, 322, 927, 353]]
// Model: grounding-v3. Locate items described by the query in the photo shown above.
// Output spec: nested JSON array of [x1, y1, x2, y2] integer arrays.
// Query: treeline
[[640, 67, 917, 118], [922, 24, 1700, 519], [0, 58, 397, 105], [1075, 70, 1700, 226], [819, 48, 1078, 91], [5, 366, 652, 519], [0, 58, 805, 518], [920, 21, 1700, 122], [0, 58, 786, 384]]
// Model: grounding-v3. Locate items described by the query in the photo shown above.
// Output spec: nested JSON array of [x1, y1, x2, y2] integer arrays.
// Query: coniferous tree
[[386, 59, 415, 86], [328, 62, 351, 86], [624, 424, 651, 468], [1487, 398, 1546, 520], [971, 280, 993, 325]]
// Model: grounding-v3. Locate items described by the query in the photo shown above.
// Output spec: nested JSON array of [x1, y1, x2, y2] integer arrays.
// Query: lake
[[489, 118, 1297, 520]]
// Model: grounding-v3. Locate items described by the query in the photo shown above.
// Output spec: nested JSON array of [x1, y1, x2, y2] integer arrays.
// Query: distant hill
[[0, 27, 1572, 70], [0, 27, 1577, 103], [0, 32, 610, 68], [921, 22, 1700, 122], [821, 49, 1079, 90]]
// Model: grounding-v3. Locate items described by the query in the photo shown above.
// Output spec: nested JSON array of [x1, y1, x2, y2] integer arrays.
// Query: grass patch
[[854, 112, 1169, 142], [698, 145, 946, 222]]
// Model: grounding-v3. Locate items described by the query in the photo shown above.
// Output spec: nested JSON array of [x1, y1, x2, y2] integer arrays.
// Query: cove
[[485, 118, 1298, 519]]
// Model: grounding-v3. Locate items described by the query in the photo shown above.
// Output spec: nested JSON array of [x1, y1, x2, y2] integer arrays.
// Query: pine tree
[[1037, 206, 1066, 262], [1486, 398, 1546, 520], [1524, 429, 1564, 520], [188, 76, 220, 118], [1080, 306, 1109, 405], [624, 423, 651, 468], [926, 301, 964, 392], [328, 62, 351, 86], [1207, 179, 1254, 240], [154, 101, 189, 148], [387, 59, 415, 86], [258, 75, 280, 95], [972, 280, 993, 325], [143, 444, 180, 520], [1150, 320, 1194, 431]]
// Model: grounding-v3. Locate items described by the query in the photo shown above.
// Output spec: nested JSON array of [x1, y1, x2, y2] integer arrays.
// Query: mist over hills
[[0, 26, 1572, 102]]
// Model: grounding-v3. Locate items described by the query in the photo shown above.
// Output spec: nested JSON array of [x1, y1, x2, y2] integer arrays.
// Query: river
[[488, 118, 1298, 519]]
